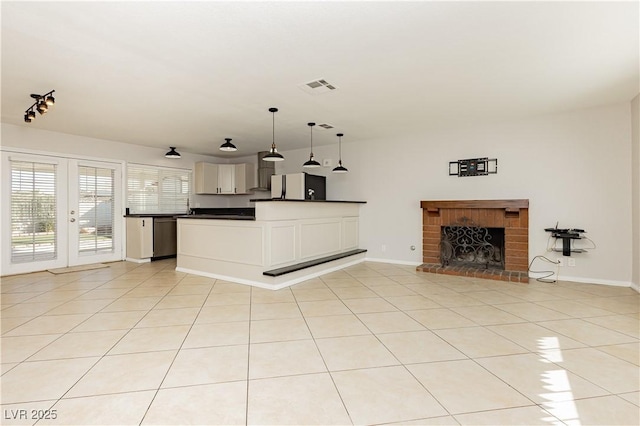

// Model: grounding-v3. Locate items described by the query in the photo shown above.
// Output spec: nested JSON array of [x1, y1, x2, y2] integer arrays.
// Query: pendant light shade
[[332, 133, 348, 173], [219, 138, 237, 152], [165, 147, 181, 159], [263, 107, 284, 162], [303, 122, 321, 168]]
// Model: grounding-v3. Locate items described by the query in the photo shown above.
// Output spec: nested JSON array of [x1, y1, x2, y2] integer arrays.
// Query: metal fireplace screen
[[440, 225, 505, 269]]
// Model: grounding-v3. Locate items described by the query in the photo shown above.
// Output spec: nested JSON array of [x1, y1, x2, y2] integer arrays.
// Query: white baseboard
[[365, 257, 422, 266], [554, 274, 633, 288], [125, 257, 151, 264], [363, 258, 636, 289], [176, 256, 366, 290]]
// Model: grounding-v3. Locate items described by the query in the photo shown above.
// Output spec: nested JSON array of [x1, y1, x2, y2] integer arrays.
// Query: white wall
[[631, 94, 639, 291], [277, 102, 634, 286], [0, 124, 248, 209], [1, 123, 222, 168], [2, 101, 634, 286]]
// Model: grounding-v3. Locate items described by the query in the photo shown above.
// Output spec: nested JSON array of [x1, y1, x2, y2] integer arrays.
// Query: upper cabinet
[[234, 164, 251, 194], [218, 164, 235, 194], [194, 162, 254, 195], [194, 162, 219, 194]]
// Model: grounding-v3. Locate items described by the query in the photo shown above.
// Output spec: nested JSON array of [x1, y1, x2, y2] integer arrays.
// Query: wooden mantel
[[421, 199, 529, 213]]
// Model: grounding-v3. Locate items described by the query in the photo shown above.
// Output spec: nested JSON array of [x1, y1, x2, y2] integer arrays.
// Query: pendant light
[[219, 138, 237, 152], [303, 122, 321, 168], [332, 133, 348, 173], [165, 147, 181, 159], [263, 107, 284, 162]]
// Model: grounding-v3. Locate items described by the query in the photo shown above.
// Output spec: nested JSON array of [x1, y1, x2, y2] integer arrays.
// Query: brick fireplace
[[417, 199, 529, 283]]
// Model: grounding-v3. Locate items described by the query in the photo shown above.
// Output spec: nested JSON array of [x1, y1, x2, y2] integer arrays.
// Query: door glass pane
[[10, 161, 57, 263], [78, 166, 114, 254]]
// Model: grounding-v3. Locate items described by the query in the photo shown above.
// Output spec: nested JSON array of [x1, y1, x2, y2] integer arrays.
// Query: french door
[[2, 152, 123, 275]]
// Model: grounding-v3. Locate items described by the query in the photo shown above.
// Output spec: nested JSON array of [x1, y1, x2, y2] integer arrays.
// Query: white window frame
[[126, 163, 191, 214]]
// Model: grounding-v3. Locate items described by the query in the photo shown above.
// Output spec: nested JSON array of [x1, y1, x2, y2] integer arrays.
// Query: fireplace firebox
[[441, 223, 505, 270]]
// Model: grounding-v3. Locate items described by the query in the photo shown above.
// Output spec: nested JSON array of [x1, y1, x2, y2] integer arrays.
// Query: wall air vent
[[299, 79, 338, 95]]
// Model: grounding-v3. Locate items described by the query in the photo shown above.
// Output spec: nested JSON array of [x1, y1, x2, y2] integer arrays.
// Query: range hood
[[250, 151, 275, 191]]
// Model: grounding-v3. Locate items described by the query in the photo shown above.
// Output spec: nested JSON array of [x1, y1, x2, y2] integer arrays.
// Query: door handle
[[70, 218, 76, 222]]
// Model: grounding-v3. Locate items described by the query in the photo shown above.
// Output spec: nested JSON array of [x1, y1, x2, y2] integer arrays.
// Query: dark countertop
[[124, 213, 183, 218], [175, 214, 256, 221], [126, 208, 256, 220], [190, 207, 255, 216], [250, 199, 366, 204]]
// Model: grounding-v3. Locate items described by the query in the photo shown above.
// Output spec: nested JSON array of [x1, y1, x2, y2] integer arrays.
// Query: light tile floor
[[1, 259, 639, 425]]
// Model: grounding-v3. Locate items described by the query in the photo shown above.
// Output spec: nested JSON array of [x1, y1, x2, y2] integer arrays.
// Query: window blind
[[10, 160, 58, 263], [78, 166, 115, 254], [127, 164, 191, 214]]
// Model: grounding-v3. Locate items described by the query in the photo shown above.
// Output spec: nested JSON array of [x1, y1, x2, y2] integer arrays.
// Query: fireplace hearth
[[418, 199, 529, 283]]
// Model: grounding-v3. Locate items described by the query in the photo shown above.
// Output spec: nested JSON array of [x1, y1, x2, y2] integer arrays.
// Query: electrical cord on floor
[[528, 255, 559, 283]]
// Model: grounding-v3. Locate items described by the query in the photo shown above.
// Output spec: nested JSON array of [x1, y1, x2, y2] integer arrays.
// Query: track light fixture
[[303, 122, 321, 168], [263, 107, 284, 162], [219, 138, 237, 152], [332, 133, 348, 173], [165, 147, 181, 159], [24, 90, 55, 123]]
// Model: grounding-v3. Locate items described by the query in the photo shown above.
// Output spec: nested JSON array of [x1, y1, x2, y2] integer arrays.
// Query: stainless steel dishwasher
[[153, 217, 177, 258]]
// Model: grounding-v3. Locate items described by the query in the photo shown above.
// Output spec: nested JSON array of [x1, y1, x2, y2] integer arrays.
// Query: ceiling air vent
[[318, 123, 334, 129], [299, 79, 338, 95]]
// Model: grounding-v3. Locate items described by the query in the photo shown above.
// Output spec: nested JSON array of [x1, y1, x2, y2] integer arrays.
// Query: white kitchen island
[[175, 200, 366, 289]]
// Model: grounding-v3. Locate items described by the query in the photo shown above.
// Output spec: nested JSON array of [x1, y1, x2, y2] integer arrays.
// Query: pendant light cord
[[272, 111, 276, 149]]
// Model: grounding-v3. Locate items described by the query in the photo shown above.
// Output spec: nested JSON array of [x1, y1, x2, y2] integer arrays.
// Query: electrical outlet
[[568, 258, 576, 267], [557, 258, 564, 267]]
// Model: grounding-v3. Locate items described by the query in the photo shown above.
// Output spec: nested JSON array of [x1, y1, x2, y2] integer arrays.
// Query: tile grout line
[[41, 263, 181, 421], [294, 276, 356, 425], [244, 284, 253, 426], [137, 270, 217, 425], [3, 260, 638, 425], [24, 262, 177, 424]]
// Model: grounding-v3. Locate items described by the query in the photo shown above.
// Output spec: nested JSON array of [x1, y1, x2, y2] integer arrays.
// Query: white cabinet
[[194, 162, 254, 195], [234, 163, 252, 194], [126, 217, 153, 260], [218, 164, 235, 194], [194, 162, 219, 194]]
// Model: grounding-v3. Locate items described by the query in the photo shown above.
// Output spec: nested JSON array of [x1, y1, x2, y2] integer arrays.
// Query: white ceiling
[[2, 1, 638, 158]]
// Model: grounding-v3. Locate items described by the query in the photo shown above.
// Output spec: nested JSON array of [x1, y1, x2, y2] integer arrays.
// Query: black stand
[[544, 228, 586, 256]]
